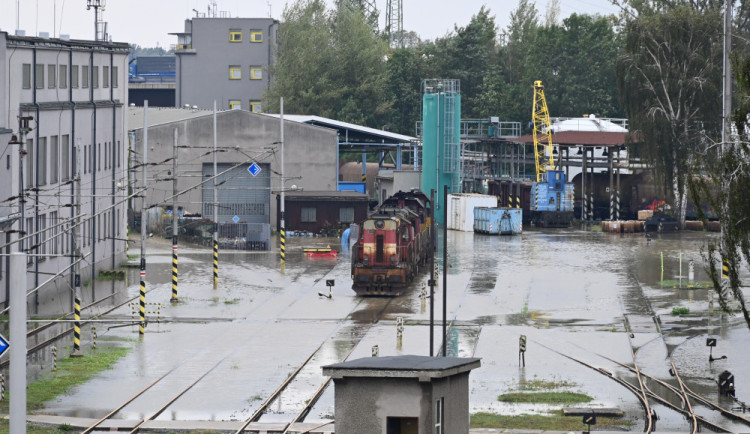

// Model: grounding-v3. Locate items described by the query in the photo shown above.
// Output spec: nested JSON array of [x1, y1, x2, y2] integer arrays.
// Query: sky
[[0, 0, 621, 48]]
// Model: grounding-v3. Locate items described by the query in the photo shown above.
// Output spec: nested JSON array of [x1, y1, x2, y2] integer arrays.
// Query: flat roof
[[323, 355, 481, 381], [265, 114, 417, 144], [516, 130, 627, 147], [276, 191, 368, 201]]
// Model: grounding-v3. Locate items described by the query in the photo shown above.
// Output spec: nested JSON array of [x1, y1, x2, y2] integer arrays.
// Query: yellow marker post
[[213, 240, 219, 289]]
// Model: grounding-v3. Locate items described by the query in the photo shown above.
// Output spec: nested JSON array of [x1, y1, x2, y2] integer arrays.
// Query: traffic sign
[[707, 338, 717, 347], [0, 334, 8, 358], [248, 162, 261, 177], [232, 215, 240, 223]]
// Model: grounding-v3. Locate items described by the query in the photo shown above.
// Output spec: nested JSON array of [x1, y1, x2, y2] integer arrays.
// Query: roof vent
[[60, 34, 70, 41], [15, 29, 26, 36], [39, 32, 50, 39]]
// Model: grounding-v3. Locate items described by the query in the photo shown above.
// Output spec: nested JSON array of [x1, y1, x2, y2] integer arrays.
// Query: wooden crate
[[638, 210, 654, 221]]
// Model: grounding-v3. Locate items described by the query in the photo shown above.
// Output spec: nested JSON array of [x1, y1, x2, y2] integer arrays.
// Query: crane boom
[[532, 80, 554, 183]]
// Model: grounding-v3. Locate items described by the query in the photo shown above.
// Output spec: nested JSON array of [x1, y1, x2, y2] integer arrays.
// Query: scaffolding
[[386, 0, 404, 48]]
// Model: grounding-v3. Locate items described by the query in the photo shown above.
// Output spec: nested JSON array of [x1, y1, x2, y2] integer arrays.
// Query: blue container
[[473, 207, 522, 235]]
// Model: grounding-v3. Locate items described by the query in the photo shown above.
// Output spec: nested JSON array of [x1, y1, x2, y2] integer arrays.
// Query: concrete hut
[[323, 355, 481, 434]]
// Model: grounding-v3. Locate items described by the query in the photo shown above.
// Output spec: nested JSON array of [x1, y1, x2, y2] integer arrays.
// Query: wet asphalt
[[32, 228, 750, 432]]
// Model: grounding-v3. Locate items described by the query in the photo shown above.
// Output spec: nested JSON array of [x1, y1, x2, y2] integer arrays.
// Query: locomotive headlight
[[363, 256, 369, 266], [390, 254, 397, 265]]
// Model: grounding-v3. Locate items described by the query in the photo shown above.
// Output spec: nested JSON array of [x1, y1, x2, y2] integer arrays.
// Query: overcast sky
[[1, 0, 620, 48]]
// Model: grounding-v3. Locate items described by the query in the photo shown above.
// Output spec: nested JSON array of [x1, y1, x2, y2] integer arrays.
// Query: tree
[[688, 47, 750, 331], [617, 4, 723, 228]]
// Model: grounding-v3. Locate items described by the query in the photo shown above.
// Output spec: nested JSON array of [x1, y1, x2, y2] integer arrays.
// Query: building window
[[38, 137, 47, 186], [98, 143, 101, 171], [250, 66, 263, 80], [340, 207, 354, 223], [22, 64, 31, 89], [59, 64, 67, 89], [117, 140, 121, 168], [26, 139, 34, 187], [250, 30, 263, 42], [61, 134, 70, 181], [25, 217, 33, 264], [229, 100, 241, 110], [50, 135, 58, 183], [93, 66, 99, 88], [103, 65, 109, 88], [50, 211, 59, 255], [48, 64, 56, 88], [72, 65, 79, 88], [301, 207, 317, 223], [35, 64, 44, 89], [39, 214, 47, 260], [82, 65, 89, 88], [229, 65, 241, 80], [435, 398, 444, 434], [113, 66, 118, 88], [250, 101, 262, 113], [229, 29, 242, 42]]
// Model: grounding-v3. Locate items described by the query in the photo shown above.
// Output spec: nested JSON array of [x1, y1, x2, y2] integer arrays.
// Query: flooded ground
[[29, 228, 750, 431]]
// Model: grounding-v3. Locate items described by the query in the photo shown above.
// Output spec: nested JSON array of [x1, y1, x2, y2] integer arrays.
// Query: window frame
[[93, 65, 99, 88], [250, 66, 263, 80], [113, 66, 118, 88], [229, 29, 242, 42], [82, 65, 89, 88], [250, 101, 262, 113], [301, 207, 317, 223], [22, 64, 31, 89], [250, 30, 263, 42], [50, 135, 59, 184], [48, 64, 56, 88], [228, 100, 242, 110], [71, 65, 79, 88], [229, 65, 242, 80], [61, 134, 70, 181], [35, 64, 44, 89], [59, 64, 68, 89], [38, 137, 47, 186], [339, 207, 355, 223], [103, 65, 109, 88]]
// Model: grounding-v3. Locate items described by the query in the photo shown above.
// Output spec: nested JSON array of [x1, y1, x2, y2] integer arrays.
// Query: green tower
[[421, 79, 461, 226]]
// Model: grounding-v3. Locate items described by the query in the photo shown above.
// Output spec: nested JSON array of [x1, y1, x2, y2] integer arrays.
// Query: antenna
[[86, 0, 107, 41]]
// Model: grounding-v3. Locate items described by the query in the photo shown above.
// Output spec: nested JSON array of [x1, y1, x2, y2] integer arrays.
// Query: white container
[[446, 193, 498, 231]]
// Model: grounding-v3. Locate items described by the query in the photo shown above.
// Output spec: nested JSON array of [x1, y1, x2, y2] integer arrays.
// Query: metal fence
[[217, 222, 270, 251]]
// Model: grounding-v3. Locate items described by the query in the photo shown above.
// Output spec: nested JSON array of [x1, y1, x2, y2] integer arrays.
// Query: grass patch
[[498, 392, 593, 405], [0, 345, 130, 414], [224, 298, 240, 305], [127, 254, 139, 260], [518, 377, 576, 391], [471, 411, 630, 431], [589, 224, 603, 232], [97, 270, 125, 281], [671, 306, 690, 316], [661, 279, 713, 289]]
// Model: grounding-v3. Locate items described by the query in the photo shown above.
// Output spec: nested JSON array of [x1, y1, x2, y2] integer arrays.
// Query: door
[[386, 417, 418, 434]]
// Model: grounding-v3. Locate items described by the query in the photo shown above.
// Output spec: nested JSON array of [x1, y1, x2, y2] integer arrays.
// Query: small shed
[[276, 190, 369, 235], [322, 355, 481, 434]]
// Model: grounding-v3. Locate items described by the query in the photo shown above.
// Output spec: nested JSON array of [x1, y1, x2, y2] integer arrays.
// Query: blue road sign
[[232, 215, 240, 223], [0, 334, 8, 358], [248, 163, 261, 177]]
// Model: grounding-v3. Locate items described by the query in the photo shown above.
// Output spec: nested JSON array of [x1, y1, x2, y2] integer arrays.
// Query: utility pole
[[9, 252, 27, 434], [442, 185, 448, 357], [139, 101, 148, 336], [15, 116, 33, 253], [429, 188, 435, 357], [721, 0, 732, 280], [171, 128, 179, 302], [280, 97, 285, 273], [212, 101, 218, 289], [71, 142, 83, 356]]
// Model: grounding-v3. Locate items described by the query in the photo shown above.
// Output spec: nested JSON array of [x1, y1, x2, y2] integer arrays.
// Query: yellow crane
[[531, 80, 555, 183]]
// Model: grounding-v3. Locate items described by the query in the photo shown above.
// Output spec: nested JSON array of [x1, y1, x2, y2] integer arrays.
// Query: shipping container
[[474, 207, 522, 235], [446, 193, 498, 232]]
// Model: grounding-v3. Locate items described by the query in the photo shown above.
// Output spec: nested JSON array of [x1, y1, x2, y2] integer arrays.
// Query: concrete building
[[0, 31, 130, 309], [128, 107, 338, 248], [170, 17, 278, 111], [323, 355, 481, 434]]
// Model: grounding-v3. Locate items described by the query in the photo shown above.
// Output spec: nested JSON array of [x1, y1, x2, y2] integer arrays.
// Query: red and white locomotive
[[351, 190, 434, 296]]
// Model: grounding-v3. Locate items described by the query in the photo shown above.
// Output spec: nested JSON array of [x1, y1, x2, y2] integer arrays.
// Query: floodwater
[[32, 228, 750, 432]]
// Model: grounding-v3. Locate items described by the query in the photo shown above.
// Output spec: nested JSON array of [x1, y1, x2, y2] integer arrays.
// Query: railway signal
[[519, 335, 527, 367], [319, 279, 334, 298], [707, 337, 727, 362], [582, 413, 597, 433]]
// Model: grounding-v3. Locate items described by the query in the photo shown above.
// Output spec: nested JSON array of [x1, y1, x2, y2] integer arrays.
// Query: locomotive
[[351, 190, 434, 296]]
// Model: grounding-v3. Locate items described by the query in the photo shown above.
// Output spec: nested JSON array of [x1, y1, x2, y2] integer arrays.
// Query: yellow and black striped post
[[92, 326, 97, 349], [213, 239, 219, 289], [610, 190, 614, 221], [52, 346, 57, 371], [515, 193, 520, 209], [722, 258, 730, 280], [280, 226, 286, 267], [0, 374, 4, 400], [616, 190, 621, 221], [139, 259, 146, 336], [171, 237, 179, 302], [73, 294, 81, 353]]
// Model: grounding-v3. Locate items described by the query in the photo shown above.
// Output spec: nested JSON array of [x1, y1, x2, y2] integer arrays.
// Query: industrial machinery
[[351, 190, 434, 296], [530, 81, 574, 227]]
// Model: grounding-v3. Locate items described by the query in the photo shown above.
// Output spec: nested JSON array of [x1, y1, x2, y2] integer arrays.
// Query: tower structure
[[338, 0, 379, 29], [421, 79, 461, 226], [386, 0, 404, 48], [86, 0, 108, 41]]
